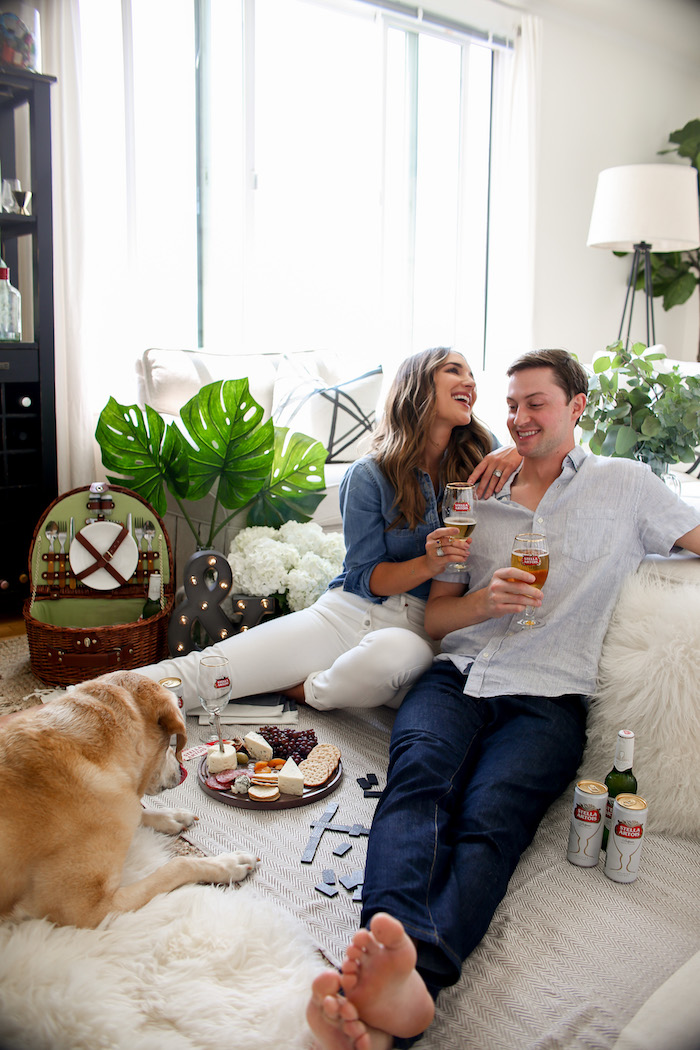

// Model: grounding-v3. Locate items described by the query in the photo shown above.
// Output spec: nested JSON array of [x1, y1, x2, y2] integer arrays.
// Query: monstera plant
[[95, 379, 328, 548]]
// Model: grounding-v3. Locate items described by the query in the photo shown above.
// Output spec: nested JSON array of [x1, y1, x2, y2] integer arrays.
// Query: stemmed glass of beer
[[510, 533, 549, 628], [197, 653, 232, 750], [442, 484, 477, 572]]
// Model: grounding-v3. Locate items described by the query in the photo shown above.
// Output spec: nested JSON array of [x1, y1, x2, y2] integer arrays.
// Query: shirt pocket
[[562, 509, 616, 563], [385, 525, 427, 563]]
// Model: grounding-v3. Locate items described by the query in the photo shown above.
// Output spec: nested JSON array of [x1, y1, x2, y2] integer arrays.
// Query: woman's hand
[[468, 446, 522, 499], [425, 526, 472, 575]]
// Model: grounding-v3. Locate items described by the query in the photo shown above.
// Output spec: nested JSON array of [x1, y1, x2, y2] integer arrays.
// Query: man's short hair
[[507, 349, 588, 403]]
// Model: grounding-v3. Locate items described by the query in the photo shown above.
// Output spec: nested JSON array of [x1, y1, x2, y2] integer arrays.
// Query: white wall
[[423, 0, 700, 363]]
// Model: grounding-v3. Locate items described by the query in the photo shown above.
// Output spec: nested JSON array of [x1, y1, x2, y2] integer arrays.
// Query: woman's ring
[[436, 546, 445, 557], [493, 469, 503, 478]]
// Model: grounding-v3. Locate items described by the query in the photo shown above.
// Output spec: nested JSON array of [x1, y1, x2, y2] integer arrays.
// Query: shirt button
[[537, 516, 544, 523]]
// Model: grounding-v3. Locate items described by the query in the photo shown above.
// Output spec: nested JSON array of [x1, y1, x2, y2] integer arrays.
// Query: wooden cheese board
[[196, 755, 343, 810]]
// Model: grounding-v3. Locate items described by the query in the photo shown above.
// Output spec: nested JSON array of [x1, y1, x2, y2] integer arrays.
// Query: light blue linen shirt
[[329, 455, 443, 602], [436, 446, 700, 699]]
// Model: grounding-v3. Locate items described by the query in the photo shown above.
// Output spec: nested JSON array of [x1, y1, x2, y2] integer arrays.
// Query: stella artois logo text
[[521, 554, 541, 566], [574, 804, 600, 823], [615, 821, 643, 840], [453, 500, 471, 512], [215, 677, 231, 690]]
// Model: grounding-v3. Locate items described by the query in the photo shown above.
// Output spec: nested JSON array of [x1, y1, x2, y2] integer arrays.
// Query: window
[[198, 0, 509, 370]]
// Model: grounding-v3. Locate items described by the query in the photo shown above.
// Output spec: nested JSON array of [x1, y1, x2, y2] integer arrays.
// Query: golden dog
[[0, 670, 257, 928]]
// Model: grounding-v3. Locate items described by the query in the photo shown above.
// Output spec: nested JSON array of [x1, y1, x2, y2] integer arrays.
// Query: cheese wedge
[[278, 757, 304, 796], [206, 743, 239, 774], [243, 731, 273, 762]]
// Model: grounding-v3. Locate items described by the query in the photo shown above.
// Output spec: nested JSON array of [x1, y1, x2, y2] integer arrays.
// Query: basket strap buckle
[[74, 524, 131, 586]]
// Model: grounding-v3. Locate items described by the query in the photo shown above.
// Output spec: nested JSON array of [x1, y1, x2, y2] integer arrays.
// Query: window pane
[[248, 0, 383, 357]]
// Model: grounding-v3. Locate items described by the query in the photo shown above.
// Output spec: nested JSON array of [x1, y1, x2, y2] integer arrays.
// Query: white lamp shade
[[587, 164, 700, 251]]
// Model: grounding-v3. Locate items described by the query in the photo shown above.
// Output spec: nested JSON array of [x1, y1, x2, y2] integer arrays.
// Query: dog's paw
[[214, 851, 259, 884], [141, 808, 198, 835]]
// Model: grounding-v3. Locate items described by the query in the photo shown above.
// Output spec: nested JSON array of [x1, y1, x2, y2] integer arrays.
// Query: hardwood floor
[[0, 615, 27, 639]]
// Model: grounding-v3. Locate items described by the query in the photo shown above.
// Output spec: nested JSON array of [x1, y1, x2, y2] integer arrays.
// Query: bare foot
[[307, 970, 393, 1050], [340, 913, 435, 1039]]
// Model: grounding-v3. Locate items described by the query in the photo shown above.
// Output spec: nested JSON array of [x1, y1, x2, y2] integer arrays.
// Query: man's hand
[[481, 567, 543, 618], [425, 568, 542, 640]]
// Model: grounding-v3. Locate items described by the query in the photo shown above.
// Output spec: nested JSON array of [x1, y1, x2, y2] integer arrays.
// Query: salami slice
[[214, 768, 244, 785], [205, 775, 229, 791]]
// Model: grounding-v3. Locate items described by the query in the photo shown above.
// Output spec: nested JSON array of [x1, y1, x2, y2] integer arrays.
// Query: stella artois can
[[159, 677, 184, 709], [567, 779, 608, 867], [603, 794, 648, 884]]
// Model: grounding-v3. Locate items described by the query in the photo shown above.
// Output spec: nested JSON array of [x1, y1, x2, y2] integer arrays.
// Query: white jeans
[[137, 588, 436, 713]]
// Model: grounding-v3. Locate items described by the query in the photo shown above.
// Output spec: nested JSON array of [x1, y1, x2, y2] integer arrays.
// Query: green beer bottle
[[602, 729, 637, 850]]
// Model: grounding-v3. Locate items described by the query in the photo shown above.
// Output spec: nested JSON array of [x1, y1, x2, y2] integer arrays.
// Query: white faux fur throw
[[0, 829, 320, 1050], [580, 571, 700, 839]]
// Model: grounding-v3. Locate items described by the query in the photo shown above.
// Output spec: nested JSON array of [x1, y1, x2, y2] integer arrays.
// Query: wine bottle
[[602, 728, 637, 849], [0, 258, 21, 340], [141, 572, 162, 620]]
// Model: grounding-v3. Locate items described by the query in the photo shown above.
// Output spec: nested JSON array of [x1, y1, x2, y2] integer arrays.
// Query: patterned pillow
[[273, 358, 383, 462]]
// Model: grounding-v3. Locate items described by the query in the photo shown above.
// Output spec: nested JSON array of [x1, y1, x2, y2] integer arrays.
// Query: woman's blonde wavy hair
[[370, 347, 492, 530]]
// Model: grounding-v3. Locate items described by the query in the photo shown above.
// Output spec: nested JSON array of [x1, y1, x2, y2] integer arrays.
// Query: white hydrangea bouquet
[[226, 521, 346, 614]]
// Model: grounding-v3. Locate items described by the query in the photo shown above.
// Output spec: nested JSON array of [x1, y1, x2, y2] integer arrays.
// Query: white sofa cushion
[[272, 354, 383, 462]]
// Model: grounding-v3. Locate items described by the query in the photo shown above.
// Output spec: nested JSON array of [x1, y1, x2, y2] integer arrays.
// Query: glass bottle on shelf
[[141, 572, 162, 620], [602, 728, 637, 849], [0, 257, 21, 340]]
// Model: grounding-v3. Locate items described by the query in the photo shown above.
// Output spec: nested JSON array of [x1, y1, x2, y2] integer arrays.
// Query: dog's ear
[[158, 703, 187, 761]]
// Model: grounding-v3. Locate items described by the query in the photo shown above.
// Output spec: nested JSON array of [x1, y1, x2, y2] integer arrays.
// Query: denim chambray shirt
[[328, 442, 497, 603]]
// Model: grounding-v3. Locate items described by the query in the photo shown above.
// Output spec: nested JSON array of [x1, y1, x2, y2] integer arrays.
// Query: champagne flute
[[197, 653, 232, 751], [510, 533, 549, 628], [442, 483, 477, 572]]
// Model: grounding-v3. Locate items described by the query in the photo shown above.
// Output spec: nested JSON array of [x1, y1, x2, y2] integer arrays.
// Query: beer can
[[159, 677, 184, 709], [567, 779, 607, 867], [603, 793, 648, 884]]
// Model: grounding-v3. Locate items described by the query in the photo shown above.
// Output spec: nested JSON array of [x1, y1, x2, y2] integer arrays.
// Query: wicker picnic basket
[[23, 484, 174, 687]]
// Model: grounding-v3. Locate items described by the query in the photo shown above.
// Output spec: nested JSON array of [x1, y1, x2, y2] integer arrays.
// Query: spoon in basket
[[45, 521, 58, 580]]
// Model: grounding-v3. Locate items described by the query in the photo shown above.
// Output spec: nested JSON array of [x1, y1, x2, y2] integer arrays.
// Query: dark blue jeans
[[361, 661, 587, 1042]]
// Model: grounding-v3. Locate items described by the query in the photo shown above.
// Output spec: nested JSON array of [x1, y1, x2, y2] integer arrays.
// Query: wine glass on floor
[[442, 483, 477, 572], [197, 653, 232, 751], [511, 533, 549, 628]]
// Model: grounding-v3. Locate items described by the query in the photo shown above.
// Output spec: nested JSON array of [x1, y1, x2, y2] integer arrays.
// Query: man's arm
[[676, 523, 700, 555], [424, 569, 543, 641]]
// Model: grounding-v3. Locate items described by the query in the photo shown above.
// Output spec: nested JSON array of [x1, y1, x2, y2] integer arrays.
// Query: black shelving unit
[[0, 67, 57, 610]]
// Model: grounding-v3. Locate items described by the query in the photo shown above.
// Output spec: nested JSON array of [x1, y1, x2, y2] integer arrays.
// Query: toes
[[369, 912, 406, 951], [311, 970, 342, 1005]]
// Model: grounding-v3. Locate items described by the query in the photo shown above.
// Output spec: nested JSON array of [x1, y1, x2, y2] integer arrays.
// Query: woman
[[138, 348, 519, 713]]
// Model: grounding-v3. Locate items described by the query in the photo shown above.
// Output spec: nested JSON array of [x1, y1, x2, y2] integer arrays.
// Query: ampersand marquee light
[[167, 549, 233, 657]]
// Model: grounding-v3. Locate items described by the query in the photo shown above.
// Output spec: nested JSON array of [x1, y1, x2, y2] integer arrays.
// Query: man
[[306, 349, 700, 1050]]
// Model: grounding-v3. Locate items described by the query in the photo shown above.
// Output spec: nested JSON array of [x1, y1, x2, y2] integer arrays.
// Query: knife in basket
[[69, 517, 76, 590]]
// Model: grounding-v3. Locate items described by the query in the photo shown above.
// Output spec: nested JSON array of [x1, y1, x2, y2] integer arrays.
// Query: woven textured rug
[[3, 637, 700, 1048]]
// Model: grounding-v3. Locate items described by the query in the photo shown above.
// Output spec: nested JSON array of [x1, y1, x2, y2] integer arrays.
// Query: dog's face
[[75, 671, 188, 797]]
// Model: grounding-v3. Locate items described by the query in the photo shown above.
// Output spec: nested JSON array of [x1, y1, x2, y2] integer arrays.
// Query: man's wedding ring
[[493, 469, 503, 478]]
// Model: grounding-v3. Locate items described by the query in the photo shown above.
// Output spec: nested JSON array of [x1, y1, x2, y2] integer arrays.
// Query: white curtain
[[37, 0, 197, 492], [486, 13, 542, 373], [37, 0, 96, 490]]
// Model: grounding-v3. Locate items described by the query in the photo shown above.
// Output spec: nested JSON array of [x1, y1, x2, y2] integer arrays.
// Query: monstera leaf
[[180, 379, 274, 507], [95, 380, 328, 545], [96, 399, 190, 517], [245, 427, 328, 527]]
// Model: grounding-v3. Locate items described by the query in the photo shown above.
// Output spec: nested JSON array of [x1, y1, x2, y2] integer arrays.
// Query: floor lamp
[[587, 164, 700, 349]]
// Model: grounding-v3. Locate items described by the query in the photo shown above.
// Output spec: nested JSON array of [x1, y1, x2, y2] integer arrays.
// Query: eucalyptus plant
[[579, 341, 700, 464], [95, 378, 328, 548]]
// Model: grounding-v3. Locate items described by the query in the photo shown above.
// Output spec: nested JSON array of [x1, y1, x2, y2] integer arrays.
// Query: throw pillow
[[579, 569, 700, 839], [273, 357, 382, 463]]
